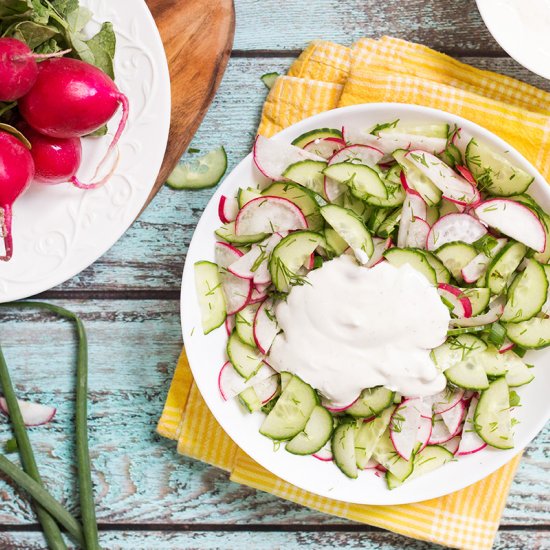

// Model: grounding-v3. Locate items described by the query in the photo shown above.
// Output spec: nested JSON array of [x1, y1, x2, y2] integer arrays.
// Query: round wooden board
[[144, 0, 236, 211]]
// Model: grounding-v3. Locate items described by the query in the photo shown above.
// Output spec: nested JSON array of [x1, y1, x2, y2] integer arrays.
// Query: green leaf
[[66, 5, 91, 33], [85, 21, 116, 78], [0, 0, 31, 18], [49, 0, 78, 17], [0, 123, 32, 148], [86, 125, 107, 137], [29, 0, 50, 24], [8, 20, 59, 49]]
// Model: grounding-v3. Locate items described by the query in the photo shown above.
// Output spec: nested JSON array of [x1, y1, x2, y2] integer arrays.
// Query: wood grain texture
[[144, 0, 235, 210]]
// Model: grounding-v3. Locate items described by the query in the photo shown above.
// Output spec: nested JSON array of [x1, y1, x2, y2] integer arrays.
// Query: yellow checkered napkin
[[159, 37, 550, 549]]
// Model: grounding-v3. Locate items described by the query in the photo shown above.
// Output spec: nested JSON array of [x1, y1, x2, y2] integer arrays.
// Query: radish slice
[[303, 137, 345, 159], [0, 398, 56, 427], [218, 195, 239, 224], [253, 134, 325, 181], [461, 238, 507, 283], [328, 144, 384, 166], [252, 375, 279, 404], [431, 388, 465, 414], [390, 398, 423, 460], [440, 399, 466, 435], [406, 150, 479, 205], [366, 237, 392, 268], [455, 165, 476, 185], [313, 441, 333, 462], [417, 415, 433, 452], [449, 298, 504, 327], [253, 298, 279, 354], [235, 196, 307, 236], [214, 242, 252, 315], [228, 233, 284, 282], [363, 458, 379, 469], [440, 435, 461, 455], [457, 395, 487, 455], [218, 361, 276, 401], [438, 283, 473, 318], [249, 287, 268, 304], [406, 217, 430, 249], [397, 191, 427, 248], [497, 339, 515, 353], [474, 199, 546, 253], [428, 414, 455, 445], [426, 213, 487, 251], [324, 175, 347, 202], [225, 315, 236, 336], [321, 396, 358, 413]]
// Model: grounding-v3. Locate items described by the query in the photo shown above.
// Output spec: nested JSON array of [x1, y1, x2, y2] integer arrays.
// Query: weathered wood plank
[[1, 528, 549, 550], [0, 301, 548, 526], [232, 0, 503, 54], [43, 56, 550, 294]]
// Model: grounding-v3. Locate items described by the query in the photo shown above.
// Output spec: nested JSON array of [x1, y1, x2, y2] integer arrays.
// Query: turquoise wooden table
[[1, 1, 549, 548]]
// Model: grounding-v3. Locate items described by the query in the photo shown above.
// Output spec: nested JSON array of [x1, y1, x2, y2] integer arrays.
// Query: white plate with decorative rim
[[0, 0, 171, 302], [180, 103, 550, 505]]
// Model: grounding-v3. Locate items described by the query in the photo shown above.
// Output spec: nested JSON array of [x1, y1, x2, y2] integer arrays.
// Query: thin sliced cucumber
[[280, 372, 293, 392], [367, 208, 391, 233], [382, 123, 449, 139], [323, 162, 388, 200], [431, 334, 487, 372], [355, 406, 394, 469], [474, 377, 514, 449], [346, 387, 395, 418], [418, 250, 451, 284], [283, 160, 327, 197], [324, 227, 348, 256], [486, 241, 527, 295], [269, 231, 325, 292], [320, 204, 374, 263], [475, 346, 507, 377], [226, 331, 263, 380], [503, 353, 534, 387], [465, 138, 533, 196], [239, 386, 262, 413], [332, 419, 358, 479], [286, 405, 334, 455], [194, 261, 226, 334], [261, 72, 280, 90], [238, 187, 262, 208], [364, 168, 405, 208], [383, 248, 437, 285], [505, 317, 550, 349], [291, 128, 343, 148], [260, 375, 319, 440], [462, 287, 490, 316], [372, 428, 414, 482], [377, 208, 401, 239], [435, 242, 477, 282], [445, 354, 490, 390], [215, 222, 268, 245], [235, 303, 261, 347], [343, 192, 373, 222], [501, 259, 548, 323], [167, 147, 227, 189]]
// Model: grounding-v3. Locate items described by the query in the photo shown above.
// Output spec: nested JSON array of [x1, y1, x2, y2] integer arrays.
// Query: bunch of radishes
[[0, 37, 129, 261]]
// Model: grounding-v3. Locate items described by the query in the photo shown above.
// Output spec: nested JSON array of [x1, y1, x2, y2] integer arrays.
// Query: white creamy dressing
[[268, 256, 450, 404]]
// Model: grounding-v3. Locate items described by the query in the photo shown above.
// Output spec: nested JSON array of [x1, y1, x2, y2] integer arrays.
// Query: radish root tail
[[0, 205, 13, 262]]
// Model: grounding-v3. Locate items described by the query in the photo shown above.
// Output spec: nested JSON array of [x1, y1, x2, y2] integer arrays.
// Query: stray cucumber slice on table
[[167, 146, 227, 189], [194, 261, 226, 334], [260, 72, 280, 90]]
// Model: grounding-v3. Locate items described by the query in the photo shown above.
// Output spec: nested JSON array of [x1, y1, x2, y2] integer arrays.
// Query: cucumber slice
[[462, 287, 490, 316], [346, 387, 395, 418], [418, 250, 451, 284], [501, 259, 548, 323], [292, 128, 343, 148], [262, 182, 324, 231], [286, 405, 334, 455], [445, 354, 490, 390], [475, 346, 508, 376], [261, 72, 280, 90], [283, 160, 327, 197], [431, 334, 487, 371], [269, 230, 325, 292], [486, 241, 527, 295], [367, 208, 391, 233], [372, 428, 414, 482], [324, 227, 348, 256], [260, 375, 319, 440], [323, 162, 388, 200], [355, 406, 394, 469], [343, 192, 373, 222], [465, 138, 533, 196], [505, 317, 550, 349], [383, 248, 437, 285], [382, 123, 449, 139], [385, 445, 453, 489], [235, 303, 261, 347], [280, 372, 293, 392], [503, 352, 534, 387], [215, 222, 268, 245], [167, 147, 227, 189], [363, 170, 405, 208], [320, 204, 374, 263], [239, 386, 262, 413], [194, 261, 226, 334], [227, 331, 263, 380], [377, 208, 402, 239], [474, 377, 514, 449], [435, 242, 477, 282], [238, 187, 262, 208], [331, 419, 359, 479]]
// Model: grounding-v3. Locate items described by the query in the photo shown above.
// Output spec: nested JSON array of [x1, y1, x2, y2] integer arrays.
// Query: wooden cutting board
[[144, 0, 236, 208]]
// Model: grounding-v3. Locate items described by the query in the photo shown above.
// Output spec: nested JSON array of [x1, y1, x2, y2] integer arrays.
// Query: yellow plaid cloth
[[159, 37, 550, 549]]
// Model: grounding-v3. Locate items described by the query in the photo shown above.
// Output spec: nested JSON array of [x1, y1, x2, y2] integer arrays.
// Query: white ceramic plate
[[477, 0, 550, 80], [181, 103, 550, 505], [0, 0, 171, 302]]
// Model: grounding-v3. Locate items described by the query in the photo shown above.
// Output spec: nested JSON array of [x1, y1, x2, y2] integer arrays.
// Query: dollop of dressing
[[269, 256, 450, 404]]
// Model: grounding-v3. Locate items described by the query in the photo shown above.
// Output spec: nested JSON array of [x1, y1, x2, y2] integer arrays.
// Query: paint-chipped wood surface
[[1, 0, 549, 548]]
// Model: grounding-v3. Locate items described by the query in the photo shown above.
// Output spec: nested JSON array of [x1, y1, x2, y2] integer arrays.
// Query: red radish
[[18, 57, 129, 189], [253, 375, 279, 404], [455, 165, 476, 185], [312, 442, 333, 462], [228, 233, 283, 283], [406, 217, 430, 249], [397, 190, 427, 248], [0, 397, 56, 426], [218, 195, 239, 224], [20, 124, 82, 185], [437, 283, 473, 318], [440, 435, 461, 455], [328, 143, 384, 166], [323, 174, 346, 202], [321, 396, 359, 413], [426, 213, 487, 251], [457, 395, 487, 456], [450, 297, 505, 327], [366, 237, 392, 268], [416, 415, 433, 452], [428, 415, 455, 445], [0, 131, 35, 261], [497, 339, 515, 354], [461, 238, 507, 283], [0, 38, 71, 101], [390, 398, 423, 460], [217, 361, 275, 401], [431, 388, 465, 415], [253, 298, 279, 354], [440, 399, 467, 434], [249, 287, 269, 304], [225, 315, 236, 336], [303, 137, 345, 158], [399, 170, 412, 192]]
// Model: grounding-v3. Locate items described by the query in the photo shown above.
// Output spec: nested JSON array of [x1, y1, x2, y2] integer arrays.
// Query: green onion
[[513, 345, 527, 358], [0, 344, 67, 550], [0, 454, 83, 544], [0, 301, 100, 550], [487, 322, 507, 348]]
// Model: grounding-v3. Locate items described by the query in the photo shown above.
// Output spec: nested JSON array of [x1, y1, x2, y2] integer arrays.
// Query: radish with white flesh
[[461, 238, 507, 283], [456, 165, 477, 185], [0, 131, 35, 261], [253, 299, 279, 354], [397, 191, 427, 248], [416, 415, 433, 452], [235, 196, 307, 236], [441, 436, 461, 455], [328, 144, 384, 166], [366, 237, 392, 268], [406, 217, 430, 249], [253, 134, 325, 180], [474, 199, 546, 252], [218, 195, 239, 223], [389, 398, 423, 460], [249, 287, 268, 304], [214, 242, 252, 315], [324, 176, 347, 202], [406, 150, 479, 205], [0, 397, 56, 426], [438, 283, 473, 318], [450, 297, 505, 327], [218, 361, 276, 400], [313, 441, 333, 462], [321, 397, 358, 413], [228, 233, 284, 282], [303, 137, 345, 158], [225, 316, 235, 336], [426, 213, 487, 251], [440, 399, 466, 435], [428, 415, 455, 445], [457, 395, 487, 455], [431, 388, 466, 414], [253, 375, 279, 404]]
